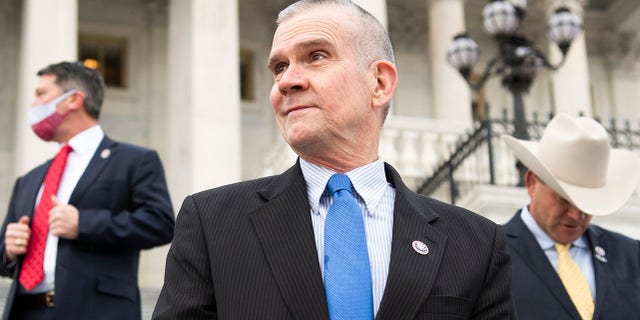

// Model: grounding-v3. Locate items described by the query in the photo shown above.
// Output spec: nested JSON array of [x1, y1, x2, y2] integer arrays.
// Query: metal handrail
[[415, 118, 493, 203]]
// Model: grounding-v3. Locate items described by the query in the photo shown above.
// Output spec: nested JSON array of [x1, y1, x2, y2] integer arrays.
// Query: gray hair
[[277, 0, 395, 66]]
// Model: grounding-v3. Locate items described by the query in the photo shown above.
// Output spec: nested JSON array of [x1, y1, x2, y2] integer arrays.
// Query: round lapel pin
[[100, 149, 111, 159], [594, 245, 607, 263], [412, 240, 429, 255]]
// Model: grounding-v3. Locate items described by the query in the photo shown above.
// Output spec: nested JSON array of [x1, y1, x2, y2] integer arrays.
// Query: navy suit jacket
[[504, 211, 640, 320], [0, 136, 175, 320], [153, 162, 515, 319]]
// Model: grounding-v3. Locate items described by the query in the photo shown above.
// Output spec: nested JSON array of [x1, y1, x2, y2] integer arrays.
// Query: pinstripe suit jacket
[[153, 162, 515, 319], [504, 211, 640, 319]]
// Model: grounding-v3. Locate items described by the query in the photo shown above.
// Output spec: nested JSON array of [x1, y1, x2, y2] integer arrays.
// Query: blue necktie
[[324, 174, 373, 320]]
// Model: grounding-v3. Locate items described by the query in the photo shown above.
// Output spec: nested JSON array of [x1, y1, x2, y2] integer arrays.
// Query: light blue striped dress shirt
[[300, 158, 395, 316], [520, 205, 596, 298]]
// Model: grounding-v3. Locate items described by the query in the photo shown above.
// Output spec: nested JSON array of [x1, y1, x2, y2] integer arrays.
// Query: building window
[[78, 34, 127, 88], [240, 50, 255, 101]]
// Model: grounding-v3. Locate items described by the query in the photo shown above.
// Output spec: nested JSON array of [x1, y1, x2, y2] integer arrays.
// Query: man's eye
[[311, 52, 325, 62], [274, 63, 288, 75], [556, 195, 570, 206]]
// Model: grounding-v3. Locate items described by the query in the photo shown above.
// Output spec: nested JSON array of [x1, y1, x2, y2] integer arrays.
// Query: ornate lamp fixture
[[447, 0, 582, 141]]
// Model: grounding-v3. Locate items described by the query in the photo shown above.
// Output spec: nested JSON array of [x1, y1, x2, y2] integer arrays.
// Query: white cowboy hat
[[502, 113, 640, 216]]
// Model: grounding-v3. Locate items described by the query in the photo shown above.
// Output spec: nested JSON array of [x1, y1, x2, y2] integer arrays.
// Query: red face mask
[[28, 89, 76, 141]]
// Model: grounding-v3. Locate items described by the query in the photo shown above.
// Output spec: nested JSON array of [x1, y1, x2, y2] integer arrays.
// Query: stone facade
[[0, 0, 639, 291]]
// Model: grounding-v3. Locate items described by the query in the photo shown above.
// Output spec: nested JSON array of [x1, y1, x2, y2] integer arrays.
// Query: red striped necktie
[[19, 144, 72, 291]]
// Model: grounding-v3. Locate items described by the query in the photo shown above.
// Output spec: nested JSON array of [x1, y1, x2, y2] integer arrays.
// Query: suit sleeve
[[472, 224, 517, 319], [0, 179, 24, 277], [76, 150, 175, 250], [152, 195, 217, 319]]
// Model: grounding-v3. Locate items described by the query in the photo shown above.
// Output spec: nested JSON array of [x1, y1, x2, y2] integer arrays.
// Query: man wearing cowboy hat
[[502, 113, 640, 320]]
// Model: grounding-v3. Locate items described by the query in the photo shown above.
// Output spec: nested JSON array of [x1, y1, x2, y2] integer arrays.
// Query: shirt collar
[[65, 125, 104, 156], [520, 204, 589, 250], [300, 157, 388, 216]]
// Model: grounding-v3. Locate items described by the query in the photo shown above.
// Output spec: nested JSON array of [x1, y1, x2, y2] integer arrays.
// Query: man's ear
[[525, 170, 536, 197], [371, 60, 397, 109], [67, 91, 86, 111]]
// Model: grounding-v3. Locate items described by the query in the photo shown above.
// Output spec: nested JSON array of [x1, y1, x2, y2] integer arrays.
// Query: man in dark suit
[[153, 0, 514, 319], [0, 61, 175, 320], [502, 113, 640, 319]]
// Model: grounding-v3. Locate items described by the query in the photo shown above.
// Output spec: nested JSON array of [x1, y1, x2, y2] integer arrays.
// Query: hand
[[4, 216, 31, 262], [49, 196, 79, 239]]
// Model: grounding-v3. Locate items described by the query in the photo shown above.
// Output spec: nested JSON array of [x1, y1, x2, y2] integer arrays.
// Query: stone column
[[547, 0, 591, 117], [146, 1, 169, 158], [166, 0, 241, 208], [353, 0, 388, 28], [0, 0, 20, 212], [428, 0, 472, 124], [138, 1, 170, 290], [14, 0, 78, 175], [602, 32, 640, 122]]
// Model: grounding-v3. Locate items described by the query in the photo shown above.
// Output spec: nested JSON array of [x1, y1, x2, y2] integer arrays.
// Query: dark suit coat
[[0, 136, 175, 320], [504, 211, 640, 320], [153, 162, 514, 320]]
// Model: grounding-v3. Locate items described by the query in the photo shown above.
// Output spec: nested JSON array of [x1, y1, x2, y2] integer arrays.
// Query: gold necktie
[[555, 243, 594, 320]]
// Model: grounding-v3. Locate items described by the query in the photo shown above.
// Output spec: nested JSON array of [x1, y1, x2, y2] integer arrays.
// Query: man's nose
[[30, 97, 41, 107], [278, 64, 309, 95], [566, 204, 587, 221]]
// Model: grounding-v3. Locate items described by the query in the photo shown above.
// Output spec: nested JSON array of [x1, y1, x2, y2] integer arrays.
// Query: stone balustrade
[[262, 115, 473, 186]]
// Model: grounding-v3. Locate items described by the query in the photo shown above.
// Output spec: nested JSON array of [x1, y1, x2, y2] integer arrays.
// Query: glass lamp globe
[[483, 0, 519, 36], [447, 34, 480, 76], [547, 7, 583, 55]]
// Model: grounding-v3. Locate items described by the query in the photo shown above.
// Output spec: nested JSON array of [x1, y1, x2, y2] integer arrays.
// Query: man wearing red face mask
[[0, 61, 175, 320]]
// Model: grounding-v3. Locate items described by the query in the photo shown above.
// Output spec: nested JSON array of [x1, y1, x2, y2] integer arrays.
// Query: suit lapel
[[69, 137, 115, 204], [375, 164, 446, 320], [504, 213, 581, 319], [248, 163, 329, 320], [21, 165, 49, 218], [586, 227, 611, 320]]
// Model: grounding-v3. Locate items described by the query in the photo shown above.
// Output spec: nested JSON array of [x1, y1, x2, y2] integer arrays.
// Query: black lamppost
[[446, 0, 583, 141]]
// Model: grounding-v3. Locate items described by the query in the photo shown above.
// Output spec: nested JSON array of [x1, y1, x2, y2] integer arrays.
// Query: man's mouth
[[285, 105, 311, 115]]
